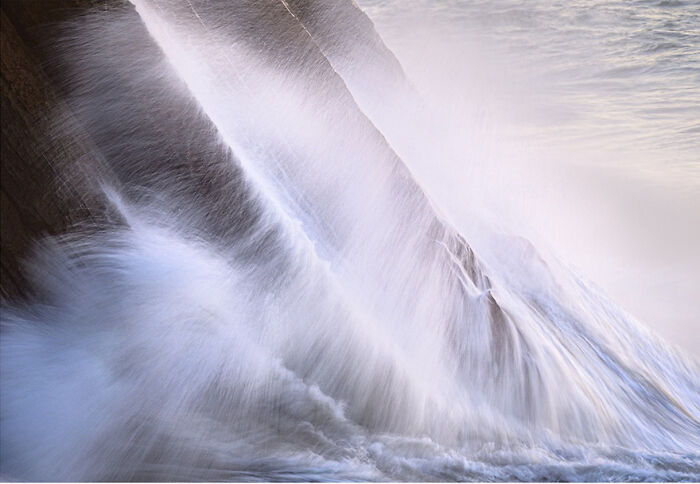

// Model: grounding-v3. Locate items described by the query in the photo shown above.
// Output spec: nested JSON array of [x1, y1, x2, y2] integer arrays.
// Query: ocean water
[[358, 0, 700, 355], [359, 0, 700, 178], [1, 1, 699, 481]]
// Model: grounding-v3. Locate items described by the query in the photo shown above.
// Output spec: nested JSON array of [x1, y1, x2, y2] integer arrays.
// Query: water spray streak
[[1, 1, 699, 481]]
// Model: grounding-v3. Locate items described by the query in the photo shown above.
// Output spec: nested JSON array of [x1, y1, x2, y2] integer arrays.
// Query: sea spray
[[1, 1, 699, 481]]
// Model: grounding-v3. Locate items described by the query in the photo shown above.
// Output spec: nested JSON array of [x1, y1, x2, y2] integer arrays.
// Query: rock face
[[0, 0, 410, 301], [1, 0, 110, 300]]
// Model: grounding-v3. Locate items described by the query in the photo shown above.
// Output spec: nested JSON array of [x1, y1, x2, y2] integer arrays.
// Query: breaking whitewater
[[1, 1, 699, 481]]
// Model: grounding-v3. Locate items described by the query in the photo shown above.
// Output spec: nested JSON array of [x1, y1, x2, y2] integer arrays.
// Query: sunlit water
[[1, 1, 699, 481]]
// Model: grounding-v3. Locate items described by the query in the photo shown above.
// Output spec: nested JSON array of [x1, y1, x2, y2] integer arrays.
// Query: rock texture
[[1, 0, 110, 300]]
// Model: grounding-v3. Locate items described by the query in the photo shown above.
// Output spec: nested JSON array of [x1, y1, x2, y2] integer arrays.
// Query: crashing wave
[[1, 1, 698, 481]]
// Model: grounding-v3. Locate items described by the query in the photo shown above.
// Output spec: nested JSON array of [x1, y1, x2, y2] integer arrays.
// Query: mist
[[358, 0, 700, 355]]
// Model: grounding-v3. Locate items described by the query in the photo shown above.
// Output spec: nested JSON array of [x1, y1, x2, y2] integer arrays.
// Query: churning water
[[1, 0, 699, 481]]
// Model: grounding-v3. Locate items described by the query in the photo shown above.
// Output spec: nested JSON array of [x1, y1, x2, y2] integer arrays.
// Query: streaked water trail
[[1, 1, 699, 481]]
